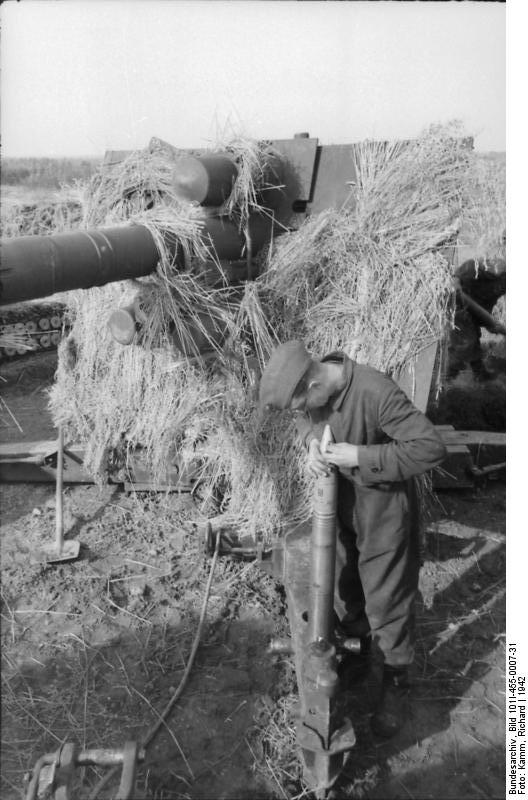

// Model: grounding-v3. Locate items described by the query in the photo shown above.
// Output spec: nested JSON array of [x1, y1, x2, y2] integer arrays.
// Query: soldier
[[449, 255, 506, 381], [259, 341, 447, 737]]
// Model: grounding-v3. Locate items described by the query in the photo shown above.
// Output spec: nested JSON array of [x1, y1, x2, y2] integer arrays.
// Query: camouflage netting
[[47, 123, 493, 539], [459, 151, 506, 264]]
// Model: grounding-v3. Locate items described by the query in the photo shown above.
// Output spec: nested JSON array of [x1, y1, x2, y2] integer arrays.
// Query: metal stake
[[41, 426, 80, 563]]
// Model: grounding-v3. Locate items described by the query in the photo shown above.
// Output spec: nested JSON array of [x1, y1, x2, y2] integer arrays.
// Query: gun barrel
[[0, 226, 162, 305], [0, 213, 274, 306]]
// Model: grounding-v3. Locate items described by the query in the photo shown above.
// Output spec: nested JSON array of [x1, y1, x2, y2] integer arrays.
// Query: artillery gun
[[0, 198, 85, 359], [0, 135, 311, 359], [1, 134, 352, 307], [1, 132, 505, 797]]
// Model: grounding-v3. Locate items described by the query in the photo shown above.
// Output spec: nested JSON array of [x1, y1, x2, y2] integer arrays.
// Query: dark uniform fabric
[[457, 257, 506, 313], [449, 257, 506, 379], [296, 353, 447, 666]]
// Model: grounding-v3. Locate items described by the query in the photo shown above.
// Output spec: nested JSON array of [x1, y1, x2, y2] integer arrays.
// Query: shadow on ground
[[329, 486, 505, 800], [2, 615, 278, 800]]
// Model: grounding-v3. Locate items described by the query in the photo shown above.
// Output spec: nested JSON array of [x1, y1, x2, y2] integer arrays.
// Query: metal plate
[[270, 137, 319, 201], [41, 540, 81, 563], [309, 144, 359, 214], [393, 341, 438, 414]]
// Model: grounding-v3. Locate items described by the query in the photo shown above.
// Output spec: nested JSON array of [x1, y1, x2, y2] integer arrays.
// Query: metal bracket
[[24, 741, 144, 800], [115, 741, 140, 800]]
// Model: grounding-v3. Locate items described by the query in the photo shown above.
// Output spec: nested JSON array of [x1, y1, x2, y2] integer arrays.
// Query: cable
[[88, 533, 221, 799]]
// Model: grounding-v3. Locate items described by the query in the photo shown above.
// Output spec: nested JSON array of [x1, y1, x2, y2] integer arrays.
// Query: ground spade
[[41, 426, 81, 563]]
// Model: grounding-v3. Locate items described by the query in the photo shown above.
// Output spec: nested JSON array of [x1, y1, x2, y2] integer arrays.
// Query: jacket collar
[[321, 352, 354, 412]]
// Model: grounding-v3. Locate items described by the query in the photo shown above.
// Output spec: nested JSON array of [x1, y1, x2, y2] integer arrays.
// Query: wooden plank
[[0, 440, 61, 459], [0, 440, 192, 488], [436, 429, 505, 447], [0, 440, 93, 483], [431, 426, 506, 488], [123, 481, 192, 493]]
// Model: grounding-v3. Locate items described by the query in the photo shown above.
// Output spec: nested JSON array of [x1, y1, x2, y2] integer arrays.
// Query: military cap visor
[[259, 340, 312, 411]]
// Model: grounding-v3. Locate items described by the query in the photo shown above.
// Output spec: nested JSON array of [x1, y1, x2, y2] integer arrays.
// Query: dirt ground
[[0, 352, 506, 799]]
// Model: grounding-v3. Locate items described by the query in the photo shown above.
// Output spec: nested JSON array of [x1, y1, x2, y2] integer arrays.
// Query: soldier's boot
[[371, 665, 410, 738]]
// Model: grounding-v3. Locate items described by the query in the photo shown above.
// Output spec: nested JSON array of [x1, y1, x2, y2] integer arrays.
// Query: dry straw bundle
[[0, 188, 86, 238], [49, 138, 307, 539], [218, 136, 282, 230], [50, 124, 474, 539], [459, 152, 506, 263], [84, 150, 183, 227], [254, 123, 469, 374]]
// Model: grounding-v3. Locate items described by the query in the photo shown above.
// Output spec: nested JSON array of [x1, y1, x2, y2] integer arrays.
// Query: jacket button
[[371, 467, 380, 473]]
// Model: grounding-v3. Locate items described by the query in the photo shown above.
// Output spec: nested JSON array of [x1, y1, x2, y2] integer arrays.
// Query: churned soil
[[1, 352, 506, 799]]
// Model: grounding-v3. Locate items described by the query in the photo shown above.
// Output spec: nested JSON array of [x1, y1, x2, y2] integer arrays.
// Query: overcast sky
[[1, 0, 506, 158]]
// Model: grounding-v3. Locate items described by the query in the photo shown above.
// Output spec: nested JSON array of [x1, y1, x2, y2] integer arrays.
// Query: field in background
[[1, 150, 504, 196], [0, 151, 505, 186], [1, 157, 100, 190], [1, 158, 101, 232], [0, 149, 506, 242]]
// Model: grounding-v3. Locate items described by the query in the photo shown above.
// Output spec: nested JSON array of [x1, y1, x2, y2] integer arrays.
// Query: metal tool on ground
[[240, 424, 357, 796], [41, 426, 81, 563], [24, 741, 144, 800], [22, 538, 222, 800], [208, 419, 512, 794], [90, 533, 221, 799], [204, 424, 363, 794], [291, 423, 356, 796]]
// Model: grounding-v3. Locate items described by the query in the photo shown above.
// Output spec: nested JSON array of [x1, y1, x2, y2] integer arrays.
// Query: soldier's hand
[[307, 438, 331, 478], [324, 442, 359, 469]]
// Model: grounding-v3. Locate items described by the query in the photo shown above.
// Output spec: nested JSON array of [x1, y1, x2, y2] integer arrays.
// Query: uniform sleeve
[[356, 377, 447, 484]]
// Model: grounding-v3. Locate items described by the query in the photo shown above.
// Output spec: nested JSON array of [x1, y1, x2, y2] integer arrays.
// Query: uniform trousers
[[333, 474, 421, 667]]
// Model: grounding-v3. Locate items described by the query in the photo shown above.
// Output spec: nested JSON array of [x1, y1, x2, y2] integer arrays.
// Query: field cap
[[259, 340, 312, 411]]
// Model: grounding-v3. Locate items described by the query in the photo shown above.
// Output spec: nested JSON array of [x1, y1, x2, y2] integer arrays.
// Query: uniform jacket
[[456, 257, 506, 317], [295, 353, 447, 662]]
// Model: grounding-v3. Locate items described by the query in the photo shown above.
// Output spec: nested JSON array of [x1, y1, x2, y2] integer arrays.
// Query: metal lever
[[455, 282, 506, 335], [24, 741, 145, 800]]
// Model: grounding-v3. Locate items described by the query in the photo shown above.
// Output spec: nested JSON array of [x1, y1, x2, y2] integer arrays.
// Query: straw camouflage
[[46, 124, 494, 540]]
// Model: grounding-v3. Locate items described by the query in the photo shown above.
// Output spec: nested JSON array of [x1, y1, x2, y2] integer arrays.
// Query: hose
[[88, 533, 221, 799]]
